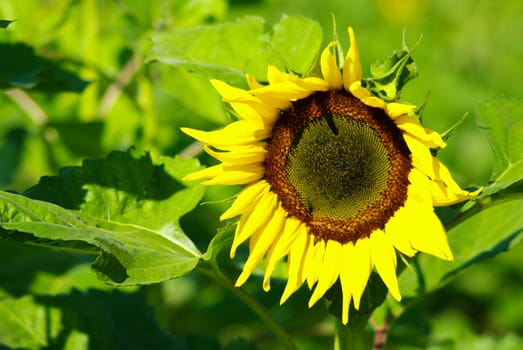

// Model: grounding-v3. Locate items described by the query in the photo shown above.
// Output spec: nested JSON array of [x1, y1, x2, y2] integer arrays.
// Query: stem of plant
[[372, 321, 388, 350], [445, 192, 523, 231], [197, 264, 297, 350]]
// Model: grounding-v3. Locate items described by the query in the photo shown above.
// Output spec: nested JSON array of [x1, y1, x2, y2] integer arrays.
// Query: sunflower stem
[[197, 264, 297, 350], [445, 192, 523, 232], [334, 318, 368, 350]]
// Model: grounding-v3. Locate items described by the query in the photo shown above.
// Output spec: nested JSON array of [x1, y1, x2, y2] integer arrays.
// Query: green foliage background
[[1, 0, 522, 349]]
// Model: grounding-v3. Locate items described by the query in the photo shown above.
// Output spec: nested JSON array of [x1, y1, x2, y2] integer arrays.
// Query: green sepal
[[363, 32, 421, 102]]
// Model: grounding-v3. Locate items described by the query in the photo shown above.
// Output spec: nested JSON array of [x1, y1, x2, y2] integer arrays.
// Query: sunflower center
[[286, 115, 390, 220], [264, 90, 412, 243]]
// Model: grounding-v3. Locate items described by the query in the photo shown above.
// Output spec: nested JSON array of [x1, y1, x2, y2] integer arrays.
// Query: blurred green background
[[1, 0, 522, 349]]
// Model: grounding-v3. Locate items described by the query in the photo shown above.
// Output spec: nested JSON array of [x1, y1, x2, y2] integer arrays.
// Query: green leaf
[[0, 43, 88, 92], [156, 66, 228, 125], [0, 295, 62, 349], [0, 151, 205, 285], [25, 151, 203, 234], [0, 20, 15, 29], [148, 15, 323, 86], [475, 97, 523, 196], [203, 224, 234, 262], [268, 15, 323, 75], [0, 291, 186, 350], [363, 35, 419, 102]]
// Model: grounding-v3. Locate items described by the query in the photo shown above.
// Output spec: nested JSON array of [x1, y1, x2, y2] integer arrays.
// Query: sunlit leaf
[[0, 295, 62, 349], [203, 224, 234, 263], [267, 15, 323, 75], [0, 151, 205, 285], [475, 97, 523, 197], [148, 15, 323, 86], [0, 291, 186, 350]]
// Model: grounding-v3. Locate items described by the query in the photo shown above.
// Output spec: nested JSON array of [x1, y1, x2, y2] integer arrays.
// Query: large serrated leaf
[[475, 97, 523, 196], [0, 291, 186, 350], [268, 15, 323, 75], [0, 295, 62, 349], [0, 191, 200, 285], [0, 151, 205, 285], [147, 15, 323, 86]]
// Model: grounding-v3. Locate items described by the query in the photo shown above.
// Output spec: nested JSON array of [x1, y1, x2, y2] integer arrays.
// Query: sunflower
[[182, 27, 479, 324]]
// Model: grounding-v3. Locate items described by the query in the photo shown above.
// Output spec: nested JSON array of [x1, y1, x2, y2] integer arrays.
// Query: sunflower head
[[182, 27, 480, 324]]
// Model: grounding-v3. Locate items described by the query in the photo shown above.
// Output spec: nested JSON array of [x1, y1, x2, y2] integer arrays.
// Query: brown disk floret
[[264, 90, 412, 243]]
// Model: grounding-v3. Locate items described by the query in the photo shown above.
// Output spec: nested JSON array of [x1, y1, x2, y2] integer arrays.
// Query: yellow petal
[[385, 206, 419, 258], [403, 133, 435, 179], [263, 216, 302, 291], [204, 144, 267, 166], [183, 164, 221, 182], [211, 79, 249, 100], [183, 163, 263, 186], [407, 167, 434, 204], [295, 77, 330, 91], [339, 242, 355, 325], [395, 195, 453, 261], [230, 101, 278, 128], [350, 237, 372, 310], [431, 157, 482, 206], [348, 81, 386, 108], [385, 169, 431, 257], [369, 230, 401, 301], [308, 240, 343, 307], [343, 27, 362, 90], [245, 73, 262, 89], [361, 96, 387, 108], [281, 229, 311, 304], [320, 41, 343, 90], [267, 65, 292, 84], [305, 239, 326, 288], [395, 115, 446, 149], [235, 205, 287, 287], [210, 79, 276, 124], [181, 121, 268, 148], [251, 82, 312, 109], [220, 180, 270, 221], [386, 102, 416, 119], [200, 164, 264, 186], [230, 190, 278, 257]]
